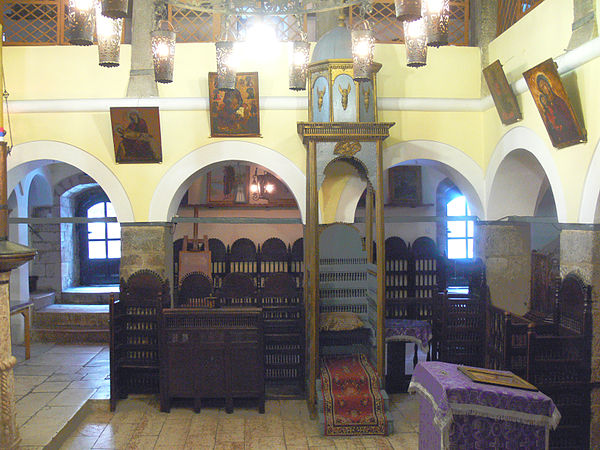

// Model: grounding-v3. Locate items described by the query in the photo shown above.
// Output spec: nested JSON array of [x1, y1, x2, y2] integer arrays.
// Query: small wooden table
[[10, 302, 33, 360]]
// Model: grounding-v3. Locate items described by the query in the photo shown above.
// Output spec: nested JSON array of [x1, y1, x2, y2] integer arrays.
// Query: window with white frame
[[446, 195, 474, 259]]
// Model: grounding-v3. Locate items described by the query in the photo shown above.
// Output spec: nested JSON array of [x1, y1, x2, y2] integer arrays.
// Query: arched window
[[446, 196, 474, 259], [77, 191, 120, 285], [436, 178, 474, 259]]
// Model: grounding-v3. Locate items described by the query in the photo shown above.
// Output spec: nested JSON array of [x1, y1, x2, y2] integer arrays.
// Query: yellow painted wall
[[4, 40, 483, 221], [4, 0, 600, 223], [486, 0, 599, 221]]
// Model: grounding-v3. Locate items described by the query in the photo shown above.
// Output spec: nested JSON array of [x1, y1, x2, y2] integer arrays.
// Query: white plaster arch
[[579, 137, 600, 223], [8, 141, 134, 222], [384, 140, 485, 218], [149, 141, 306, 222], [486, 127, 567, 222]]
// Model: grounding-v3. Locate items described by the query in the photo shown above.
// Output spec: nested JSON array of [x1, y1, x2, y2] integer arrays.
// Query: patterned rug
[[320, 354, 388, 436]]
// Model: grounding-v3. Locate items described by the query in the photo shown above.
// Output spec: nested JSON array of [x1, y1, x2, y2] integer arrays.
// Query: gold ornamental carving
[[334, 141, 362, 157]]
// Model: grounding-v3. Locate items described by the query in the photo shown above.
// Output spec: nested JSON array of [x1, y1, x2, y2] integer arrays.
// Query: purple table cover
[[408, 362, 561, 450], [385, 319, 432, 351]]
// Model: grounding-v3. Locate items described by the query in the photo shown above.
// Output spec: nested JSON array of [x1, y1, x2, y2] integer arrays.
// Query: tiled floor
[[12, 343, 420, 449]]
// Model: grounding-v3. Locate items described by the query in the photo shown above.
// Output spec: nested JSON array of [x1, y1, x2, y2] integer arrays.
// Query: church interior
[[1, 0, 599, 448]]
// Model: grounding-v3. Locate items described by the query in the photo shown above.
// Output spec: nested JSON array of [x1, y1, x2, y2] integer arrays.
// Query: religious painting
[[458, 366, 538, 391], [483, 60, 522, 125], [207, 164, 250, 205], [209, 72, 260, 137], [388, 165, 422, 206], [110, 107, 162, 163], [523, 58, 587, 149]]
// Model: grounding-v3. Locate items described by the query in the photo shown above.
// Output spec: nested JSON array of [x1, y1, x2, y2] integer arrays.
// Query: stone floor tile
[[154, 419, 192, 448], [16, 392, 58, 420], [48, 388, 95, 406], [360, 436, 394, 449], [15, 375, 49, 396], [92, 422, 137, 449], [14, 365, 58, 376], [183, 434, 216, 450], [245, 435, 287, 449], [46, 373, 86, 382], [307, 435, 338, 447], [387, 431, 419, 450], [33, 381, 71, 393], [68, 379, 108, 389], [132, 414, 167, 435], [213, 442, 245, 450], [332, 437, 367, 449], [124, 433, 158, 450], [58, 434, 98, 450]]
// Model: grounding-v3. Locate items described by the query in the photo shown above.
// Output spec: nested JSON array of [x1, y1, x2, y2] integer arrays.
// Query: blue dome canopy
[[310, 18, 352, 63]]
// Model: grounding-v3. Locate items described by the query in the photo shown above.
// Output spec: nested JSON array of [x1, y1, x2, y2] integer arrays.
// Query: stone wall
[[559, 228, 600, 448], [29, 205, 62, 297], [120, 224, 172, 299], [475, 222, 531, 316]]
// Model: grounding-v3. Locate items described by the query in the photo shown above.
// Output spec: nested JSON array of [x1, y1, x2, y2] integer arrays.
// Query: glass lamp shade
[[423, 0, 449, 47], [151, 20, 176, 83], [394, 0, 421, 21], [351, 27, 375, 82], [96, 2, 122, 67], [216, 41, 237, 90], [289, 41, 310, 91], [67, 0, 95, 46], [404, 18, 427, 67], [101, 0, 128, 19]]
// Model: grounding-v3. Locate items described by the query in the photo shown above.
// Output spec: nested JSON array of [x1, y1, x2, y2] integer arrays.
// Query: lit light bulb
[[73, 0, 93, 12], [156, 41, 170, 58], [424, 0, 444, 14], [354, 39, 371, 58], [264, 183, 275, 194], [250, 184, 259, 194], [224, 45, 240, 70], [405, 18, 426, 39]]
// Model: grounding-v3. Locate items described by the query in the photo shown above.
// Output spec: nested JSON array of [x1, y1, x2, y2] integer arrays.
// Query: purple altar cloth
[[408, 362, 560, 450], [385, 319, 432, 351]]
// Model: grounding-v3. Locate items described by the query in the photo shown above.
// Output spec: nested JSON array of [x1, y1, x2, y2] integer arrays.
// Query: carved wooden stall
[[261, 273, 304, 392], [290, 238, 304, 289], [159, 307, 265, 414], [110, 270, 170, 411], [258, 237, 289, 288], [228, 238, 259, 287], [485, 271, 593, 450], [209, 238, 228, 289]]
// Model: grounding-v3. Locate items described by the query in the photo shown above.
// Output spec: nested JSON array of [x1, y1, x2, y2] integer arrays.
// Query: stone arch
[[579, 137, 600, 223], [385, 139, 484, 217], [486, 127, 567, 222], [8, 141, 134, 222], [149, 140, 306, 222]]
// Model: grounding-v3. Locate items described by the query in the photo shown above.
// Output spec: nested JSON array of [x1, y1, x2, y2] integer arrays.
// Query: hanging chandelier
[[289, 39, 310, 91], [215, 15, 240, 90], [404, 18, 427, 67], [96, 1, 123, 67], [250, 168, 276, 200], [67, 0, 95, 46], [100, 0, 129, 18], [351, 3, 375, 83], [151, 20, 177, 83], [169, 0, 364, 16], [394, 0, 421, 22], [422, 0, 449, 47]]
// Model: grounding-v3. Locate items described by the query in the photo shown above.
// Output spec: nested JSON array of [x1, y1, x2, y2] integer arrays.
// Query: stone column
[[470, 0, 499, 96], [120, 224, 172, 299], [559, 227, 600, 448], [568, 0, 597, 50], [0, 271, 19, 449], [475, 222, 531, 316], [126, 0, 158, 97]]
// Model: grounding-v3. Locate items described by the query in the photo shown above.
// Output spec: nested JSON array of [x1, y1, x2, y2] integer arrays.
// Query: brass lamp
[[351, 20, 375, 82], [67, 0, 95, 46], [423, 0, 449, 47], [101, 0, 128, 19], [289, 40, 310, 91], [404, 18, 427, 67], [96, 1, 122, 67], [394, 0, 421, 21], [151, 20, 176, 83]]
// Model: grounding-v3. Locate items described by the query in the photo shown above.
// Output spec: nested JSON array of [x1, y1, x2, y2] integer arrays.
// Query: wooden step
[[32, 304, 109, 344]]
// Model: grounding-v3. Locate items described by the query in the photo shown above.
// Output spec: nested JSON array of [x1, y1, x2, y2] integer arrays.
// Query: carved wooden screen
[[2, 0, 65, 45], [348, 0, 469, 45], [168, 5, 219, 42], [497, 0, 545, 36]]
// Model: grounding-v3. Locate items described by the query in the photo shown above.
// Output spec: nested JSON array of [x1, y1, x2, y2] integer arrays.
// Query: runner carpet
[[320, 354, 388, 436]]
